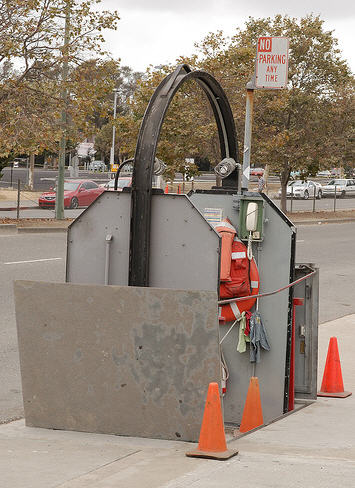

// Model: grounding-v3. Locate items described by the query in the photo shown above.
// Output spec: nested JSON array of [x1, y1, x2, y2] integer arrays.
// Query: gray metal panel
[[14, 281, 221, 442], [247, 201, 294, 423], [66, 192, 220, 294], [294, 264, 319, 400], [66, 189, 297, 426], [67, 191, 131, 285], [189, 192, 295, 424], [188, 193, 237, 227], [150, 194, 220, 290]]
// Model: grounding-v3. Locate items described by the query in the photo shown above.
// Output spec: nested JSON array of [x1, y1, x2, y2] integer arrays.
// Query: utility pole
[[110, 88, 119, 171], [55, 2, 70, 219], [28, 154, 35, 190]]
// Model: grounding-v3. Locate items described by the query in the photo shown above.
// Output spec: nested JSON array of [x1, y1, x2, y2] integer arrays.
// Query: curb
[[0, 224, 17, 231], [17, 227, 68, 233], [293, 217, 355, 225], [0, 206, 37, 211], [0, 224, 68, 234]]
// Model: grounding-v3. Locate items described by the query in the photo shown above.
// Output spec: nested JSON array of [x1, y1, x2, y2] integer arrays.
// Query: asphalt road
[[0, 168, 109, 191], [0, 221, 355, 424], [0, 232, 66, 423], [295, 221, 355, 323], [1, 166, 348, 191], [1, 168, 355, 214], [1, 193, 355, 220]]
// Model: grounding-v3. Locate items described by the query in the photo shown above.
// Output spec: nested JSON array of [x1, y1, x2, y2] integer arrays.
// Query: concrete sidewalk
[[0, 200, 81, 220], [1, 314, 355, 488]]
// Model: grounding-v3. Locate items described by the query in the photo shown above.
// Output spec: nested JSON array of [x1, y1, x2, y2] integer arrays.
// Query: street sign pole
[[242, 81, 255, 190], [242, 37, 289, 191], [55, 2, 70, 220]]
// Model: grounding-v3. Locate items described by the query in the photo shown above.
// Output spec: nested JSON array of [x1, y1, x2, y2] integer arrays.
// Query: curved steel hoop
[[130, 64, 239, 286], [113, 158, 134, 190]]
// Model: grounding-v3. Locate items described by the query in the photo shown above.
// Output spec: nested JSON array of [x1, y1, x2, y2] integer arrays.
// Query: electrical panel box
[[238, 196, 264, 241], [294, 263, 319, 401]]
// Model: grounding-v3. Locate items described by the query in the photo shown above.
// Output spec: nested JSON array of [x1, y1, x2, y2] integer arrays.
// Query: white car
[[88, 160, 107, 171], [104, 177, 132, 191], [104, 174, 166, 191], [278, 180, 323, 199], [322, 179, 355, 198], [317, 170, 331, 177]]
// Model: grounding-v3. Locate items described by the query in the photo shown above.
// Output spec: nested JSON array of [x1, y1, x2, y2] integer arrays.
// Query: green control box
[[238, 196, 264, 241]]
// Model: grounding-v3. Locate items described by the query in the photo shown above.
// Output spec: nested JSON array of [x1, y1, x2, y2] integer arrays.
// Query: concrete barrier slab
[[14, 281, 220, 442]]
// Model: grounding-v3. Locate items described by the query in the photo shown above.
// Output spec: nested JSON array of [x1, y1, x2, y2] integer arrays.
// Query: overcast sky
[[100, 0, 354, 73]]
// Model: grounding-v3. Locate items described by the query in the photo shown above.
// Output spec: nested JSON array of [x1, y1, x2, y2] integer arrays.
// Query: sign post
[[242, 36, 289, 189]]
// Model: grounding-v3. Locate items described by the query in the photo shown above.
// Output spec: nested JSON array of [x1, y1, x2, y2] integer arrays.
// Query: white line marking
[[3, 258, 63, 265], [296, 240, 304, 243]]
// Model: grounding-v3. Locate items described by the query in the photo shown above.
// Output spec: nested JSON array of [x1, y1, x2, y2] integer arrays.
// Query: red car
[[250, 167, 264, 177], [39, 180, 105, 209]]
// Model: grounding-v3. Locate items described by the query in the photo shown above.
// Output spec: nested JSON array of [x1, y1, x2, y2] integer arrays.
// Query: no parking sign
[[255, 36, 289, 89]]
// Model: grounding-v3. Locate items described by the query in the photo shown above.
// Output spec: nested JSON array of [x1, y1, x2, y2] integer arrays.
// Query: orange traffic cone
[[164, 184, 169, 194], [177, 184, 181, 194], [239, 377, 264, 433], [186, 382, 238, 460], [318, 337, 352, 398]]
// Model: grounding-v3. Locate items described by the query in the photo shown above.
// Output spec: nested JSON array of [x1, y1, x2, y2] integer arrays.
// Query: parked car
[[250, 167, 264, 177], [103, 174, 166, 191], [104, 177, 132, 191], [88, 160, 107, 171], [316, 170, 331, 178], [278, 180, 323, 199], [321, 179, 355, 198], [10, 158, 27, 168], [39, 180, 105, 209], [331, 168, 341, 177]]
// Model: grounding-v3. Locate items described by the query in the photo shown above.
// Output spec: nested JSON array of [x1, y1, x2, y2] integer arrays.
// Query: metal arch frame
[[129, 64, 239, 287], [113, 158, 134, 190]]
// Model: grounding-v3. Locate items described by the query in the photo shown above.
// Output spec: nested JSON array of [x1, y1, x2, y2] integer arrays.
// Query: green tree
[[235, 16, 352, 211], [127, 15, 353, 211], [187, 16, 353, 211], [93, 65, 143, 162], [128, 67, 217, 179], [325, 82, 355, 176], [0, 0, 120, 158]]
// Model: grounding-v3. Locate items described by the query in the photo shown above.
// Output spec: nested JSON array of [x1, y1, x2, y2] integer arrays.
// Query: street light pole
[[55, 1, 70, 220], [110, 89, 118, 171]]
